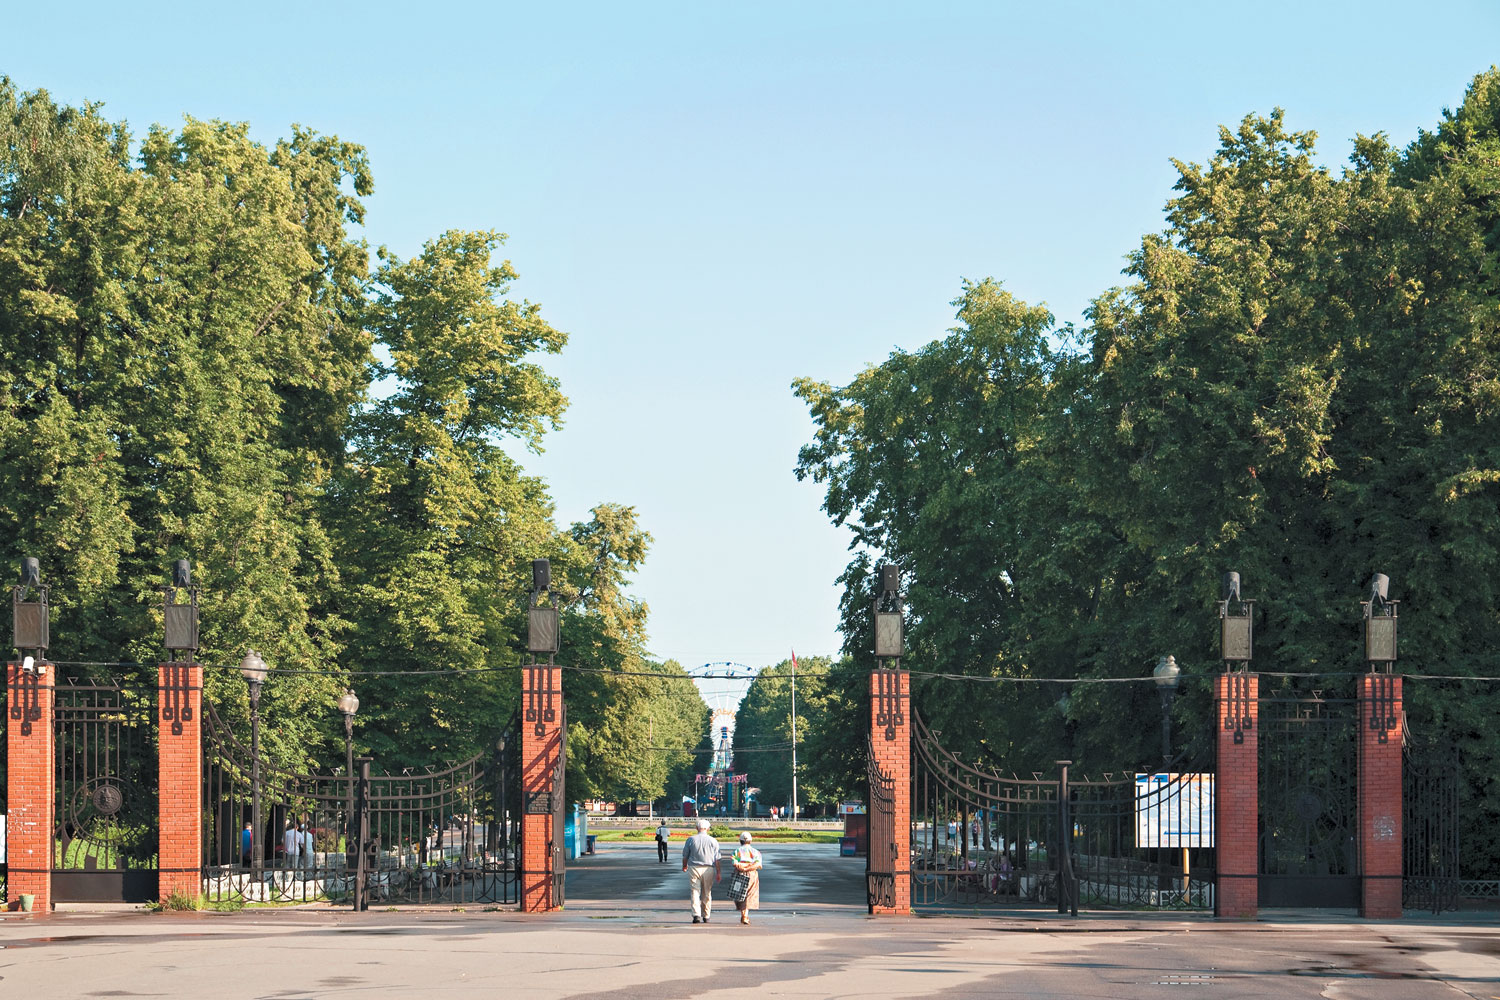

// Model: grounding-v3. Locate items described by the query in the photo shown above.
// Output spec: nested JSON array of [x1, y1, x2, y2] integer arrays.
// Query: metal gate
[[1403, 741, 1459, 913], [53, 681, 159, 902], [549, 726, 567, 908], [908, 709, 1214, 911], [203, 703, 520, 907], [1257, 683, 1358, 907], [865, 736, 897, 911], [1, 676, 8, 907]]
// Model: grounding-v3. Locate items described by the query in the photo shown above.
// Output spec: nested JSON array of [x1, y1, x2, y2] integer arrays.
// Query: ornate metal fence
[[908, 709, 1213, 911], [1403, 741, 1459, 913], [866, 736, 897, 910], [53, 680, 159, 902], [1, 677, 7, 907], [203, 703, 519, 907], [1257, 682, 1358, 907]]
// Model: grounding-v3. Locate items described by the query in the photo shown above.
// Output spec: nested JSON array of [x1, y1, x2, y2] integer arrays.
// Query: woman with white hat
[[730, 831, 762, 925]]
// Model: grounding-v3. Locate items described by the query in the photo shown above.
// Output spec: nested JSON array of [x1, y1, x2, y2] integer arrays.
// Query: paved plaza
[[3, 843, 1499, 998]]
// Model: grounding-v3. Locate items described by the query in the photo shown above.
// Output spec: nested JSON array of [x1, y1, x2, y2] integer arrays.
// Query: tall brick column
[[520, 663, 563, 912], [1215, 671, 1258, 919], [157, 661, 203, 901], [868, 668, 910, 915], [6, 663, 55, 911], [1358, 673, 1402, 919]]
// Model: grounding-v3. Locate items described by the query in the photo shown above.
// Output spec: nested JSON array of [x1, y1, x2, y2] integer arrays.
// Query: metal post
[[344, 715, 355, 837], [1057, 760, 1076, 917], [353, 756, 371, 911], [1160, 690, 1173, 765], [250, 682, 263, 882], [790, 656, 799, 822]]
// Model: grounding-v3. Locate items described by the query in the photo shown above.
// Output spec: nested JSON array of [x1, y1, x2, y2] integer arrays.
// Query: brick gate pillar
[[157, 661, 203, 901], [6, 663, 55, 912], [1215, 671, 1258, 919], [868, 668, 910, 915], [1358, 673, 1402, 919], [520, 662, 563, 912]]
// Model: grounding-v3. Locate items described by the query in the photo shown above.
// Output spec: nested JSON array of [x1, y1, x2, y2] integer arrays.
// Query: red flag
[[791, 649, 797, 671]]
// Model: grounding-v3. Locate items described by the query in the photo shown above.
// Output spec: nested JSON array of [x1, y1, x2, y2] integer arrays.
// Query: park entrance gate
[[200, 704, 523, 907], [883, 707, 1215, 913], [53, 680, 158, 902], [1256, 680, 1359, 907]]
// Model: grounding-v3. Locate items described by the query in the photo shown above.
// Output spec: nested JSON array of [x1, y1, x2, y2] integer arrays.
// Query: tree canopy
[[797, 70, 1500, 865], [0, 78, 706, 787]]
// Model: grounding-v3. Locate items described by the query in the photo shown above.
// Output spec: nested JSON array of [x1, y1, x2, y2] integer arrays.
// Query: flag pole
[[790, 650, 799, 822]]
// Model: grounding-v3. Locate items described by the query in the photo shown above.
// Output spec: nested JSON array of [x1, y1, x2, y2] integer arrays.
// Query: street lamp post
[[239, 650, 269, 880], [338, 688, 360, 847], [1153, 654, 1180, 764]]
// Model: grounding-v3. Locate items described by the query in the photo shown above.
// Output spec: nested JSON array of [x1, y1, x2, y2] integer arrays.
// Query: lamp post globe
[[1153, 655, 1180, 764]]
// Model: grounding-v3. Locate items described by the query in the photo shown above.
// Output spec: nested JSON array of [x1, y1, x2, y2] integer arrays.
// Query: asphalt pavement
[[3, 842, 1499, 998]]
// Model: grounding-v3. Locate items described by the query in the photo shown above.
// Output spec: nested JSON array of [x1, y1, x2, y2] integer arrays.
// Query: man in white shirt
[[299, 823, 315, 869], [680, 818, 721, 924], [655, 820, 671, 863], [283, 821, 300, 869]]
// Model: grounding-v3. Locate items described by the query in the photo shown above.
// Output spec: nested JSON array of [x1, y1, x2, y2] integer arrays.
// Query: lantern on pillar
[[1362, 573, 1398, 670], [1218, 571, 1253, 668], [163, 558, 200, 655], [873, 563, 903, 662], [527, 558, 559, 659], [12, 557, 49, 654]]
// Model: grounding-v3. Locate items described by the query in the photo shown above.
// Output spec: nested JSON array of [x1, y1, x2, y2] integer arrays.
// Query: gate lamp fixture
[[338, 688, 360, 834], [1362, 573, 1398, 671], [239, 649, 269, 878], [338, 688, 360, 734], [527, 558, 559, 659], [873, 563, 903, 662], [163, 558, 200, 655], [12, 556, 49, 655], [1218, 571, 1253, 668], [239, 649, 269, 707], [1153, 654, 1181, 765]]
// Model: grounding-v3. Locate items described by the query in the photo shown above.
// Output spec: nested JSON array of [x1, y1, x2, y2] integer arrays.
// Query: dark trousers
[[657, 838, 668, 862]]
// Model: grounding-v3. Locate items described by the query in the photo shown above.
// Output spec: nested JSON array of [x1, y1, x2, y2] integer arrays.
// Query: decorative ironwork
[[1222, 671, 1253, 745], [549, 722, 567, 908], [1257, 684, 1358, 907], [54, 681, 159, 902], [1, 677, 8, 907], [159, 662, 197, 737], [873, 669, 905, 741], [202, 703, 521, 907], [866, 736, 897, 911], [1367, 673, 1398, 744], [907, 709, 1214, 911], [525, 664, 558, 737], [1403, 741, 1459, 914], [8, 665, 42, 737]]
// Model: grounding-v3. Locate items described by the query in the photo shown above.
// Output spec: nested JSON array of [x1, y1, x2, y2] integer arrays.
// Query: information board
[[1134, 772, 1214, 848]]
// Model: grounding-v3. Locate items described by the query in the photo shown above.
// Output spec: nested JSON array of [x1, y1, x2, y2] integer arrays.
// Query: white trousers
[[688, 865, 716, 919]]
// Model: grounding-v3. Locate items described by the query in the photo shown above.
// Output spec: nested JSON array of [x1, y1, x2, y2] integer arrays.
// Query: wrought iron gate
[[1257, 683, 1358, 907], [53, 681, 159, 902], [908, 709, 1213, 911], [202, 703, 520, 907], [866, 736, 896, 911], [1403, 741, 1459, 913], [550, 722, 567, 908], [1, 677, 7, 907]]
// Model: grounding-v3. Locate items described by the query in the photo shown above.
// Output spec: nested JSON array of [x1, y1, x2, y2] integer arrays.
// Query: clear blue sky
[[8, 2, 1498, 676]]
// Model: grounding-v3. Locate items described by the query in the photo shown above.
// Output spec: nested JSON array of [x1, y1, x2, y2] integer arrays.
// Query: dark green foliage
[[0, 79, 706, 785], [797, 70, 1500, 872]]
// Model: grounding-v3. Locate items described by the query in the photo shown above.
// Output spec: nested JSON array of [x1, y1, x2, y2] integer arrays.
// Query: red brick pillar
[[520, 663, 563, 912], [6, 663, 55, 912], [868, 668, 910, 915], [1358, 673, 1402, 919], [157, 661, 203, 901], [1215, 671, 1258, 918]]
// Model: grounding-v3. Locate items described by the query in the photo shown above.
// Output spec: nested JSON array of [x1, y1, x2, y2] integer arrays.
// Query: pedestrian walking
[[730, 832, 762, 925], [655, 820, 671, 863], [300, 822, 315, 870], [283, 820, 301, 869], [947, 818, 958, 842], [241, 822, 253, 867], [680, 818, 721, 924]]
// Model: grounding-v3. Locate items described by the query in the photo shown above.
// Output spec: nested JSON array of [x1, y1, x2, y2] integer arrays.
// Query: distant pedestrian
[[730, 832, 762, 926], [241, 822, 253, 867], [300, 823, 315, 869], [947, 819, 958, 842], [655, 820, 671, 863], [970, 818, 980, 847], [681, 818, 721, 924], [283, 820, 301, 869]]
